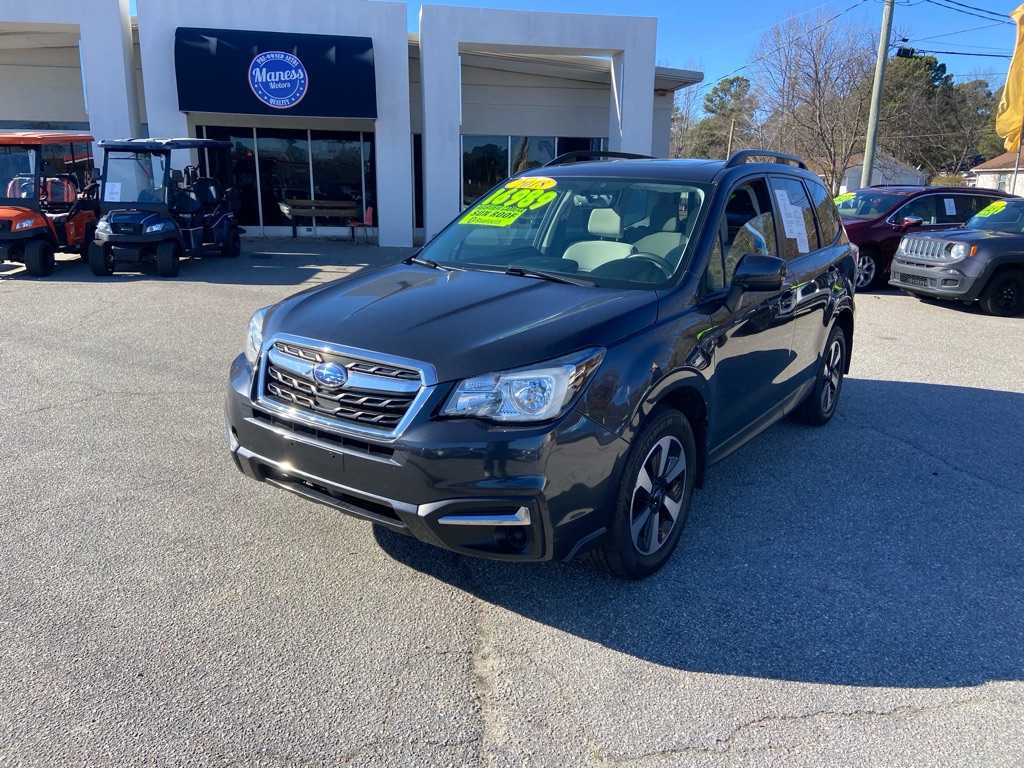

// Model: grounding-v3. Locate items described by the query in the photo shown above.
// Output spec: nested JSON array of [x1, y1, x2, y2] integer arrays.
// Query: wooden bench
[[278, 199, 360, 237]]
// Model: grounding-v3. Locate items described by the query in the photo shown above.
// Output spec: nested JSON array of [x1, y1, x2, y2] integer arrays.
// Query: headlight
[[96, 220, 111, 234], [244, 307, 269, 366], [144, 222, 167, 234], [947, 242, 969, 260], [14, 218, 36, 230], [442, 348, 605, 423]]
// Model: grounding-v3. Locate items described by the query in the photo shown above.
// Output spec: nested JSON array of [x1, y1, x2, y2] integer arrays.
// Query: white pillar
[[418, 4, 657, 241], [0, 0, 139, 148]]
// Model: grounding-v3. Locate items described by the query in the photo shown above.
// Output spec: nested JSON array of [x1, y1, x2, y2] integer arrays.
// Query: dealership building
[[0, 0, 701, 246]]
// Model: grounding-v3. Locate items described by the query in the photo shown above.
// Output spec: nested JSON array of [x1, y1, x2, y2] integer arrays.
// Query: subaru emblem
[[312, 362, 348, 388]]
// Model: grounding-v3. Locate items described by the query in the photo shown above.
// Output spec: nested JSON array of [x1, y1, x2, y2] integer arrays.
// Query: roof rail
[[543, 150, 654, 168], [724, 150, 807, 170]]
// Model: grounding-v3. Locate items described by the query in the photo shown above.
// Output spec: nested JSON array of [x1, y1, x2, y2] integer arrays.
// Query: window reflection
[[462, 135, 508, 206], [510, 136, 555, 174]]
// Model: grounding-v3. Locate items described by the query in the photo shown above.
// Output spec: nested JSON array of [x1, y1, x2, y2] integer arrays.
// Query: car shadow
[[373, 377, 1024, 689], [0, 240, 413, 286]]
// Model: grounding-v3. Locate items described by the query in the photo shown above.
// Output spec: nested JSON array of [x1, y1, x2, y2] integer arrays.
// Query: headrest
[[588, 207, 622, 239], [45, 178, 76, 204], [649, 196, 679, 232]]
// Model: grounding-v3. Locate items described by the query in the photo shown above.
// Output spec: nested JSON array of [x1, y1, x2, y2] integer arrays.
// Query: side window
[[706, 234, 725, 293], [806, 179, 841, 245], [769, 176, 819, 258], [937, 195, 962, 225], [893, 195, 938, 225], [714, 178, 777, 286]]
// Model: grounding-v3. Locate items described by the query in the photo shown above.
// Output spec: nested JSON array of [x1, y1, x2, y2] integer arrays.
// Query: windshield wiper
[[404, 256, 458, 271], [504, 266, 596, 287]]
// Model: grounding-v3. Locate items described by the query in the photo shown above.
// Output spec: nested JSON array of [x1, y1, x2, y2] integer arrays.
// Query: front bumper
[[225, 354, 628, 562], [889, 256, 986, 300]]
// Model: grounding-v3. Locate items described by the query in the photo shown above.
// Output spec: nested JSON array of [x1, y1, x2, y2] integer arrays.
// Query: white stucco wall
[[0, 0, 140, 146], [134, 0, 413, 247], [418, 4, 656, 240]]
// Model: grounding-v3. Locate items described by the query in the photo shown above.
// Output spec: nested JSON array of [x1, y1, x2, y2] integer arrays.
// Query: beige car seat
[[563, 208, 635, 271]]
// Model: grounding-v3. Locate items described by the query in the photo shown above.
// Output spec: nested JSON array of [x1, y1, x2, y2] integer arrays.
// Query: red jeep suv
[[835, 185, 1013, 289]]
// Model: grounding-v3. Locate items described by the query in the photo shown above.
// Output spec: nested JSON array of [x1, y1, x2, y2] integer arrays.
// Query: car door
[[698, 176, 800, 458], [769, 175, 843, 390]]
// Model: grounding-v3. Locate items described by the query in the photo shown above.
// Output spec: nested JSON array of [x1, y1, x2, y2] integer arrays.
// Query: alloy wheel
[[821, 338, 843, 413], [856, 252, 875, 289], [994, 275, 1023, 313], [630, 436, 686, 556]]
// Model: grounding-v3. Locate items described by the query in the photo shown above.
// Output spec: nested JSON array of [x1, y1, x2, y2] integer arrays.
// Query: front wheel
[[23, 239, 55, 277], [792, 325, 847, 426], [155, 240, 181, 278], [589, 406, 696, 580], [220, 228, 241, 258], [978, 268, 1024, 317], [88, 242, 115, 276], [855, 248, 883, 290]]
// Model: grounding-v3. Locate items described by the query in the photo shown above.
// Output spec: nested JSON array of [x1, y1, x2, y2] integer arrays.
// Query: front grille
[[894, 272, 931, 287], [901, 238, 947, 261], [0, 220, 10, 233], [261, 340, 423, 433], [112, 223, 142, 235]]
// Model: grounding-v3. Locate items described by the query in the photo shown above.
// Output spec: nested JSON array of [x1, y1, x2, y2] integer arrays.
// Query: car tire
[[978, 268, 1024, 317], [88, 242, 115, 276], [79, 222, 95, 261], [23, 239, 55, 277], [792, 325, 847, 427], [856, 247, 884, 291], [155, 240, 181, 278], [589, 406, 696, 580], [221, 228, 241, 258]]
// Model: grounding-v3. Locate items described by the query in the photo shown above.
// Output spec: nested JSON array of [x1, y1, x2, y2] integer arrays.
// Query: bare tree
[[750, 11, 876, 192], [669, 58, 705, 158]]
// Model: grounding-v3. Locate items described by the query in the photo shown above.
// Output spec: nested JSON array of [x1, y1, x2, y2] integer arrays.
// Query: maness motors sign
[[174, 27, 376, 118]]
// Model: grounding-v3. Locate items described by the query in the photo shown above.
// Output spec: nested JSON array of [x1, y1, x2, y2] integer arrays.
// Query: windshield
[[419, 175, 709, 288], [966, 199, 1024, 233], [833, 190, 906, 220], [103, 151, 168, 205], [0, 145, 38, 203]]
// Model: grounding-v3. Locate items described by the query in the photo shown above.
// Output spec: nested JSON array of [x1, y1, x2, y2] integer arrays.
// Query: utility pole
[[726, 118, 736, 157], [861, 0, 895, 190]]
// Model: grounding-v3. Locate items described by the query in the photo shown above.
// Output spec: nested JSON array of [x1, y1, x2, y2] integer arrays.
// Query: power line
[[922, 0, 1012, 24], [933, 0, 1010, 21], [693, 0, 870, 95], [910, 22, 1005, 42], [911, 48, 1011, 58]]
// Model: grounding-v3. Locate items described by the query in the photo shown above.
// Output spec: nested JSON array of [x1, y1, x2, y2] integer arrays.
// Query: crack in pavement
[[603, 696, 1024, 764]]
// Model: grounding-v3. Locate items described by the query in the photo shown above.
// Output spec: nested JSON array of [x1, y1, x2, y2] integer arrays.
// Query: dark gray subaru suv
[[225, 150, 856, 579]]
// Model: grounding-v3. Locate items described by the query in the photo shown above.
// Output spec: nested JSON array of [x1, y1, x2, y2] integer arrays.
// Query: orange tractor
[[0, 131, 99, 276]]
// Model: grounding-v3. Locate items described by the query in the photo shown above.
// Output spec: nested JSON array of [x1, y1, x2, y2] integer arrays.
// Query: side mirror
[[725, 253, 787, 313], [898, 215, 924, 231]]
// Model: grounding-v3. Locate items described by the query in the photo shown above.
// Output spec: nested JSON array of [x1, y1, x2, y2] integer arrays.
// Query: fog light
[[940, 278, 959, 288], [503, 526, 529, 551]]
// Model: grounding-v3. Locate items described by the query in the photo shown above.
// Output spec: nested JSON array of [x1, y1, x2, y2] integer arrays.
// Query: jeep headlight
[[947, 242, 969, 260], [14, 218, 35, 230], [442, 348, 605, 423], [96, 220, 111, 234], [144, 221, 167, 234], [244, 307, 269, 366]]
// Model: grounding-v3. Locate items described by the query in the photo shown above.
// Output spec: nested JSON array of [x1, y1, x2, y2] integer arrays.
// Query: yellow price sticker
[[833, 192, 855, 204], [460, 177, 559, 227], [973, 200, 1007, 218]]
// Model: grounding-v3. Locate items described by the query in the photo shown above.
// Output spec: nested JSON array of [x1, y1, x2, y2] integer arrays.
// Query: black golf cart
[[89, 138, 242, 278]]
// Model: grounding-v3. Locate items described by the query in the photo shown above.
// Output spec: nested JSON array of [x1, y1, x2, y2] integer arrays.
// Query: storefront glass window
[[255, 128, 311, 227], [201, 127, 260, 227], [510, 136, 555, 174], [462, 135, 508, 206]]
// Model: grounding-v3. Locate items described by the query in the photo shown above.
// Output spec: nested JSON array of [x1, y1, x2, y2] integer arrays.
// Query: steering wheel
[[627, 252, 674, 276]]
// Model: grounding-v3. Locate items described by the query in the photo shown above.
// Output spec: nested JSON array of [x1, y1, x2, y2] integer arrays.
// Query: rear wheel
[[589, 406, 696, 580], [221, 228, 241, 258], [978, 268, 1024, 317], [155, 240, 181, 278], [88, 242, 115, 276], [792, 325, 847, 426], [24, 239, 55, 277]]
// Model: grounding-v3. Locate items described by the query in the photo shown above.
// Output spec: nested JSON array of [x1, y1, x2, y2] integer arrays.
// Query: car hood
[[900, 227, 1021, 243], [264, 263, 659, 382], [0, 204, 34, 219], [105, 208, 171, 226]]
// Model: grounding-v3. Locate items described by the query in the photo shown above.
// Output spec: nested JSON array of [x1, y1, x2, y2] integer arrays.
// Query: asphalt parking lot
[[1, 240, 1022, 767]]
